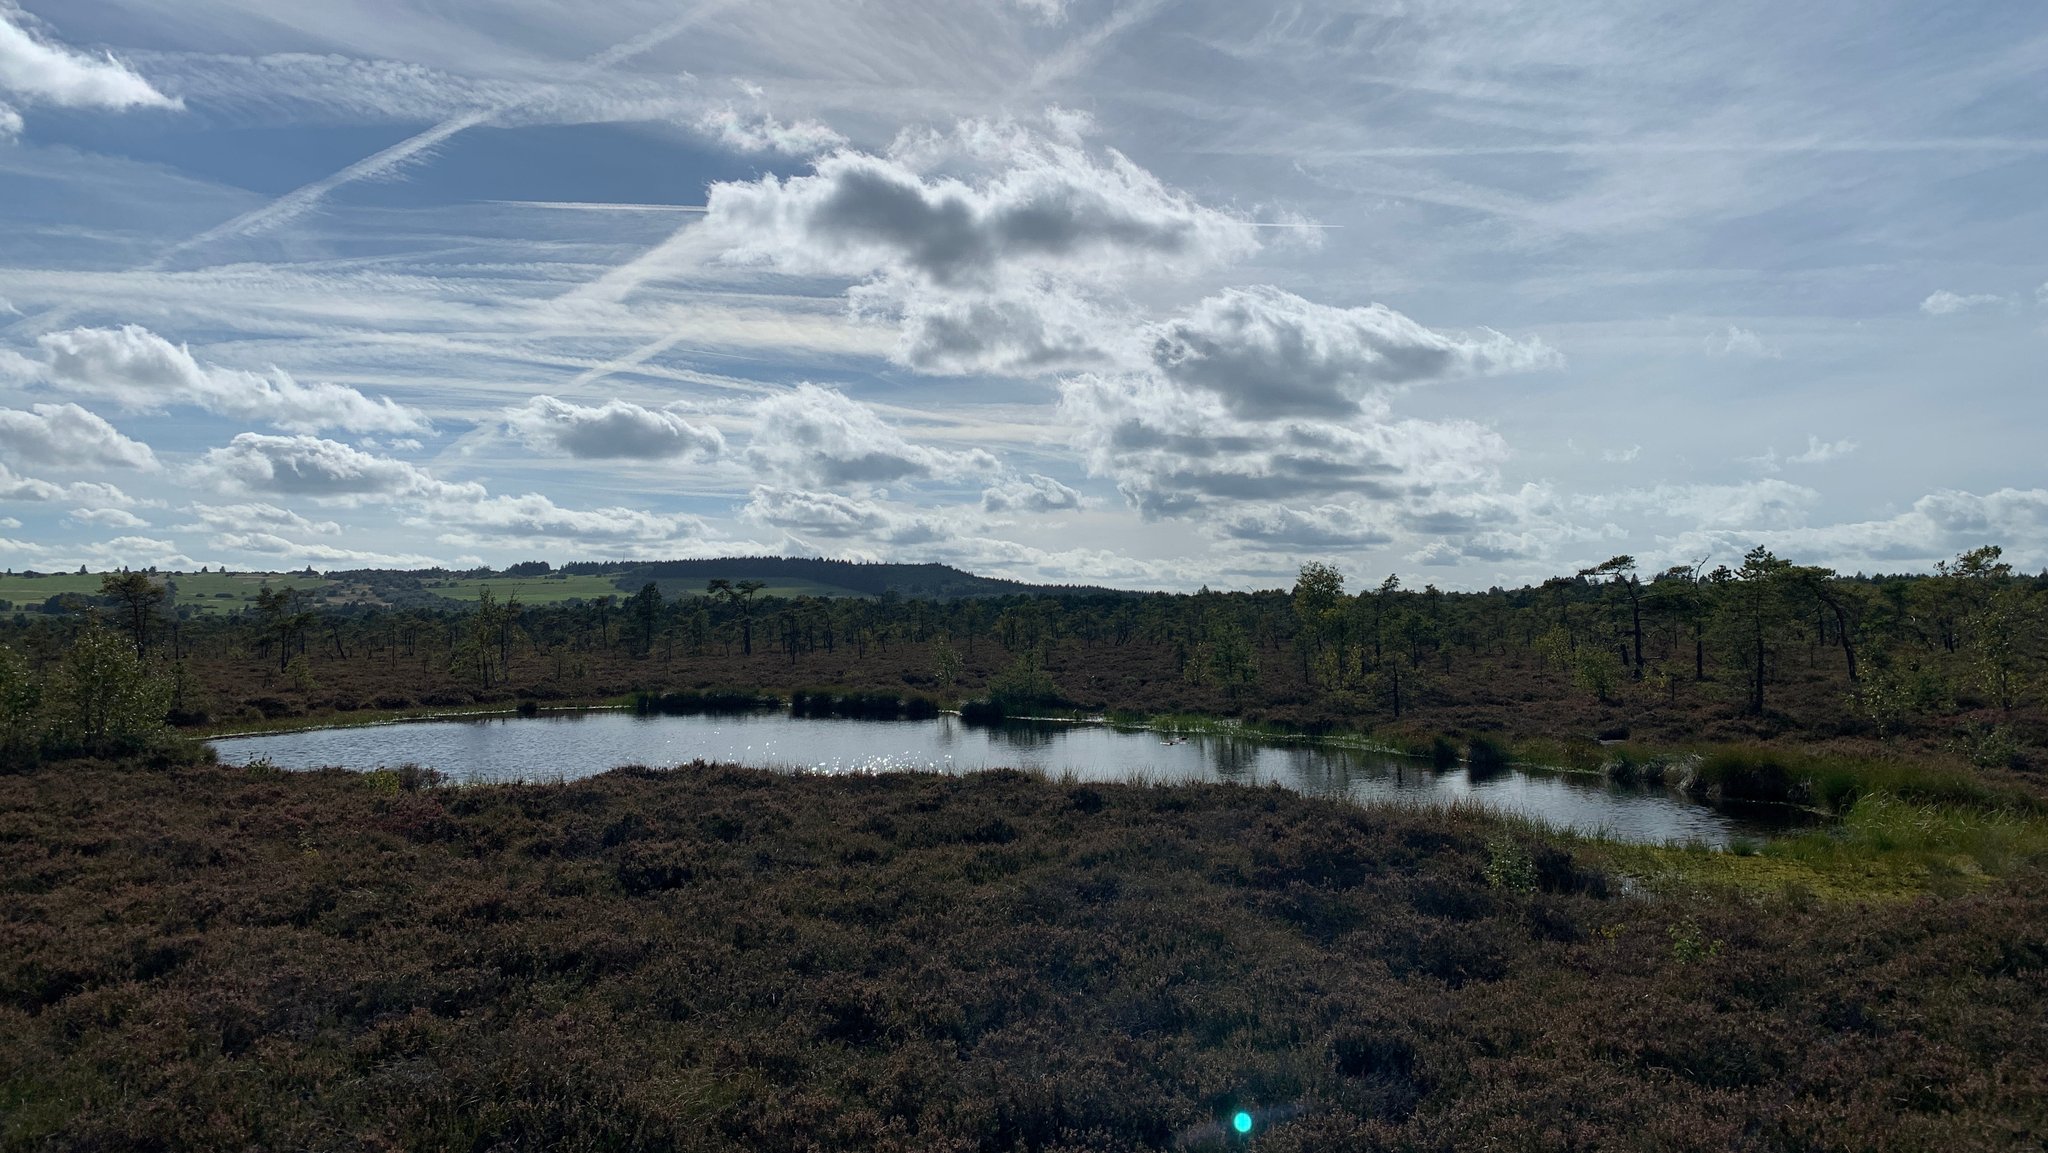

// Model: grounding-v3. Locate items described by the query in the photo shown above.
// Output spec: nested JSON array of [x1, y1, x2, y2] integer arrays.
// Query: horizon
[[1, 2, 2044, 593]]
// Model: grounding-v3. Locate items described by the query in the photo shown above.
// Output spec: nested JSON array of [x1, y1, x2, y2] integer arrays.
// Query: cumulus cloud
[[699, 119, 1260, 374], [183, 502, 342, 536], [1660, 489, 2048, 573], [505, 395, 724, 461], [1053, 286, 1553, 526], [0, 402, 157, 470], [1059, 368, 1508, 519], [1149, 286, 1559, 419], [747, 384, 996, 488], [209, 532, 438, 568], [696, 94, 845, 156], [1920, 290, 2005, 315], [982, 473, 1084, 514], [422, 493, 706, 546], [191, 433, 472, 502], [0, 100, 18, 140], [37, 325, 430, 435], [1788, 435, 1858, 465], [1216, 503, 1395, 549], [0, 7, 178, 113], [1708, 326, 1780, 358], [68, 507, 148, 529], [742, 486, 955, 546]]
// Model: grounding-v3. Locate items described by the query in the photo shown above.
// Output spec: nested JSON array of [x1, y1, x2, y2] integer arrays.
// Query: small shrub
[[1466, 735, 1512, 773], [1483, 835, 1536, 892]]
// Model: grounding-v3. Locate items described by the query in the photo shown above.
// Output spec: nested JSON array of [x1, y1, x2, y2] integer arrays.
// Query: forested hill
[[551, 557, 1122, 600]]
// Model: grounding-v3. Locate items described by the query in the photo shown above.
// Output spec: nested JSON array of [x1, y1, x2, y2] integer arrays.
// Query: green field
[[426, 574, 636, 604], [0, 571, 332, 615]]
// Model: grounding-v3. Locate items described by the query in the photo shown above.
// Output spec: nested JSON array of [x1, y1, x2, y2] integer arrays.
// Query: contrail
[[150, 6, 734, 269], [3, 2, 742, 339]]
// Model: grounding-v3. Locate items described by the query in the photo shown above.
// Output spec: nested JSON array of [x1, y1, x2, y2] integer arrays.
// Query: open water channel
[[208, 710, 1808, 847]]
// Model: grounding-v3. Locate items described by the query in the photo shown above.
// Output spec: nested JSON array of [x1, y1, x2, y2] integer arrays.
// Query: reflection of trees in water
[[992, 720, 1065, 751], [1281, 746, 1425, 798], [1202, 735, 1263, 781]]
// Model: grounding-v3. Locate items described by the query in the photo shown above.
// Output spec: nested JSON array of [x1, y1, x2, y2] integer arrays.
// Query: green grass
[[426, 574, 633, 604], [0, 571, 332, 616]]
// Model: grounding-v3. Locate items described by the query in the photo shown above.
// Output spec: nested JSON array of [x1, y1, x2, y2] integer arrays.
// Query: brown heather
[[3, 757, 2044, 1151]]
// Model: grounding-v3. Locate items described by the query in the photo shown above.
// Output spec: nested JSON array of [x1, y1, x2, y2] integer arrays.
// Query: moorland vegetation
[[2, 547, 2046, 1147]]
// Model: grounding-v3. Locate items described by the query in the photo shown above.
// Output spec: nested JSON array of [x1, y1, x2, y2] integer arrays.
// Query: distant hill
[[316, 557, 1134, 606], [563, 557, 1125, 600]]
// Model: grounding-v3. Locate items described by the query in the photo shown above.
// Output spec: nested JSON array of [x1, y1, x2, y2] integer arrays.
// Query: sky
[[0, 0, 2044, 591]]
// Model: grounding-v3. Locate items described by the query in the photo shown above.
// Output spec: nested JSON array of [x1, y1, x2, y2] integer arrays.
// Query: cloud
[[1788, 435, 1858, 465], [191, 433, 471, 502], [0, 402, 157, 470], [0, 100, 18, 140], [505, 395, 724, 461], [207, 531, 439, 568], [1148, 286, 1559, 419], [422, 493, 707, 546], [742, 486, 955, 546], [696, 99, 845, 156], [1708, 326, 1780, 359], [1577, 479, 1820, 530], [1216, 503, 1395, 549], [0, 8, 179, 113], [1920, 290, 2005, 316], [1661, 489, 2048, 574], [981, 473, 1084, 514], [2037, 282, 2048, 308], [68, 507, 148, 529], [183, 502, 342, 536], [1601, 444, 1641, 463], [1059, 367, 1508, 520], [699, 119, 1261, 374], [37, 325, 431, 435], [746, 384, 996, 488], [1008, 0, 1068, 22]]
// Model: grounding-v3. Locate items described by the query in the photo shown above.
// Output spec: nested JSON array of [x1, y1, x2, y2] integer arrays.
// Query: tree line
[[1, 547, 2042, 764]]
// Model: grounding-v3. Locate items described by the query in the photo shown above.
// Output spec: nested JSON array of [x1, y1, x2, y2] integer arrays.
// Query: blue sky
[[0, 0, 2044, 588]]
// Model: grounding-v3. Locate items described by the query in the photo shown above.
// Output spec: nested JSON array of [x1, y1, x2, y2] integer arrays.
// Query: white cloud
[[696, 100, 845, 156], [746, 384, 996, 488], [422, 492, 707, 546], [208, 532, 439, 568], [1788, 435, 1858, 465], [742, 486, 956, 546], [191, 433, 471, 502], [1005, 0, 1068, 24], [0, 7, 179, 113], [38, 325, 430, 435], [1920, 290, 2006, 316], [0, 517, 17, 529], [68, 507, 148, 529], [1577, 479, 1820, 530], [0, 402, 157, 470], [1601, 444, 1641, 463], [1149, 286, 1559, 419], [1217, 502, 1395, 549], [504, 395, 724, 461], [699, 119, 1261, 374], [1708, 326, 1780, 359], [0, 100, 19, 140], [981, 473, 1084, 514], [184, 502, 342, 537]]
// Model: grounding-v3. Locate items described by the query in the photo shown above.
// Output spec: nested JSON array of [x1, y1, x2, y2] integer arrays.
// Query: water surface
[[210, 711, 1802, 846]]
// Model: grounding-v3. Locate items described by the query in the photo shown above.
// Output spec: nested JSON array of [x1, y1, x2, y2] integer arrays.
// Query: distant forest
[[3, 543, 2044, 775]]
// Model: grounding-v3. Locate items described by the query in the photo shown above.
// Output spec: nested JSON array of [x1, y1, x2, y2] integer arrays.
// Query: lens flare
[[1233, 1110, 1253, 1134]]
